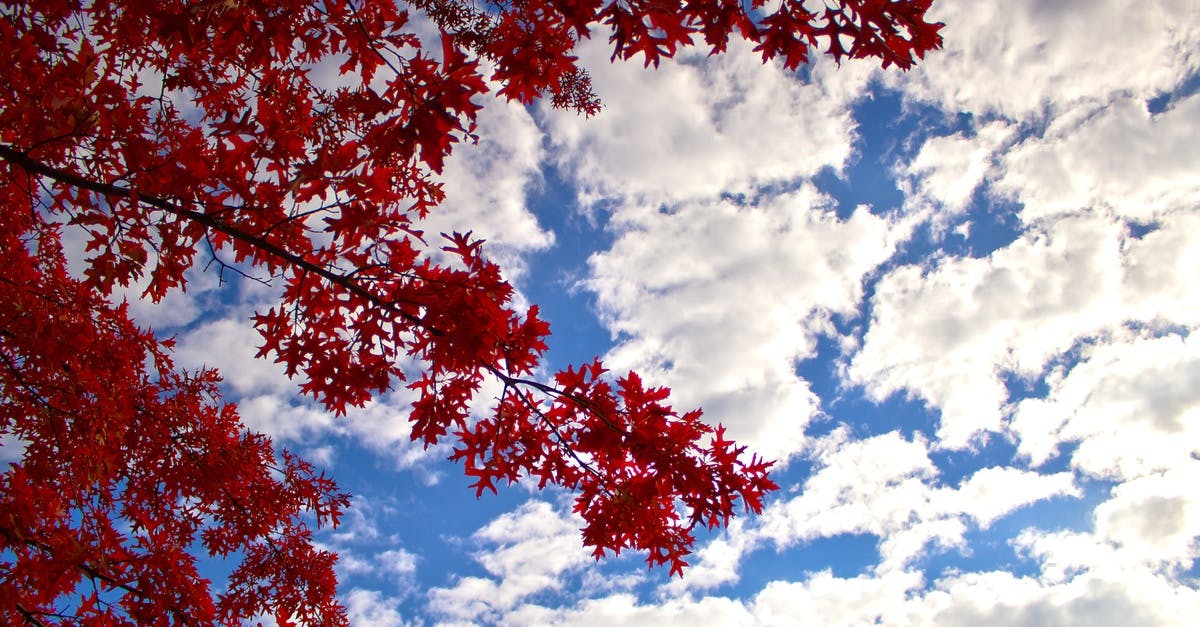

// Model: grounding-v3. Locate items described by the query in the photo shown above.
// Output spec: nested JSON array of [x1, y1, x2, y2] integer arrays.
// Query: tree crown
[[0, 0, 941, 623]]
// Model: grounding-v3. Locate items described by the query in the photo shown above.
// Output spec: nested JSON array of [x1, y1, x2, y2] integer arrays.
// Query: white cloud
[[1012, 332, 1200, 480], [426, 500, 594, 624], [761, 430, 1074, 569], [921, 569, 1198, 627], [1095, 478, 1200, 567], [898, 121, 1015, 222], [672, 429, 1077, 592], [231, 393, 336, 442], [749, 569, 924, 625], [659, 517, 755, 595], [934, 466, 1078, 529], [376, 547, 419, 580], [0, 433, 28, 466], [540, 37, 873, 207], [757, 429, 938, 552], [999, 94, 1200, 223], [588, 188, 906, 460], [174, 317, 294, 397], [896, 0, 1200, 118], [337, 387, 444, 472], [168, 307, 454, 470], [114, 262, 222, 330], [421, 93, 553, 279], [516, 565, 1200, 626], [345, 588, 410, 627], [849, 212, 1200, 448], [171, 315, 348, 442], [507, 593, 756, 626]]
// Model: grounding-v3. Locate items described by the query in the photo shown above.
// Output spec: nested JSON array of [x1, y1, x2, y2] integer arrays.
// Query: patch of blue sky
[[918, 478, 1110, 584], [519, 159, 616, 370], [316, 446, 535, 592], [795, 335, 940, 444], [814, 85, 974, 220], [1146, 70, 1200, 115], [943, 187, 1026, 259], [928, 436, 1023, 483], [739, 532, 880, 592]]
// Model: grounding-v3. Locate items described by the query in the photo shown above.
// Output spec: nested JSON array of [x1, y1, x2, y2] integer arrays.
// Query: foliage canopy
[[0, 0, 941, 623]]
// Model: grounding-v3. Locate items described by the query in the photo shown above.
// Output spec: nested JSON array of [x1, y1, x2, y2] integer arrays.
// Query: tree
[[0, 0, 942, 623]]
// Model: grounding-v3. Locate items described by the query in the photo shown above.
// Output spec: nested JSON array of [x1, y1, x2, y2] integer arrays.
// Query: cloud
[[1012, 332, 1200, 480], [336, 387, 446, 472], [0, 433, 28, 466], [420, 93, 553, 279], [998, 94, 1200, 223], [934, 466, 1078, 529], [426, 500, 594, 624], [231, 393, 337, 443], [587, 187, 907, 460], [760, 430, 1074, 567], [171, 316, 345, 442], [922, 569, 1197, 627], [671, 429, 1077, 593], [749, 569, 924, 625], [516, 565, 1199, 626], [848, 212, 1200, 448], [345, 588, 410, 627], [507, 593, 756, 626], [757, 429, 939, 552], [376, 547, 419, 581], [174, 317, 294, 396], [540, 37, 874, 207], [895, 0, 1200, 118], [897, 121, 1015, 222]]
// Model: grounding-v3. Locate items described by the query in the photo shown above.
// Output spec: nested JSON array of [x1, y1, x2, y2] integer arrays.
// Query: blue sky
[[92, 0, 1200, 624]]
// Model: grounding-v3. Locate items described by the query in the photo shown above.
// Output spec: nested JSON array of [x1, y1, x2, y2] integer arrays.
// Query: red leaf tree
[[0, 0, 941, 623]]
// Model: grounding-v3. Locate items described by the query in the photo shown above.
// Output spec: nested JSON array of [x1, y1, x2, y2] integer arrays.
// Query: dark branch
[[0, 143, 436, 334]]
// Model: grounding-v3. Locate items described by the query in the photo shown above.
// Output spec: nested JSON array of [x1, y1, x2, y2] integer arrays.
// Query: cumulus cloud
[[764, 430, 1075, 567], [921, 569, 1198, 627], [170, 311, 451, 471], [516, 565, 1200, 626], [173, 316, 297, 395], [588, 187, 906, 460], [669, 429, 1077, 594], [420, 93, 554, 279], [848, 212, 1200, 448], [376, 547, 419, 581], [345, 588, 410, 627], [749, 569, 925, 626], [998, 94, 1200, 223], [935, 466, 1078, 528], [539, 36, 874, 206], [426, 500, 595, 624], [1011, 332, 1200, 480], [757, 429, 940, 553], [895, 0, 1200, 118], [897, 121, 1015, 222], [507, 593, 756, 626]]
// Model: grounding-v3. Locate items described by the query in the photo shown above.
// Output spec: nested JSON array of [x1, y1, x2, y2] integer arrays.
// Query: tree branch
[[0, 143, 435, 333]]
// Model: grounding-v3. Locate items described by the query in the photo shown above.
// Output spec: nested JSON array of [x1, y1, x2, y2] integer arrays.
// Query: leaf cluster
[[0, 0, 940, 622]]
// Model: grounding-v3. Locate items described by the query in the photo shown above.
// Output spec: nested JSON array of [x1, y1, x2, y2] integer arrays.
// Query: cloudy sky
[[126, 0, 1200, 624]]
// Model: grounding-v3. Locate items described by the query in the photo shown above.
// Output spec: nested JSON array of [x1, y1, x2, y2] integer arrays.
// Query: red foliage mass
[[0, 0, 940, 622]]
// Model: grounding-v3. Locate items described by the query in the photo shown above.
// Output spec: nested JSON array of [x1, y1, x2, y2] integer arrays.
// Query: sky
[[83, 0, 1200, 624]]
